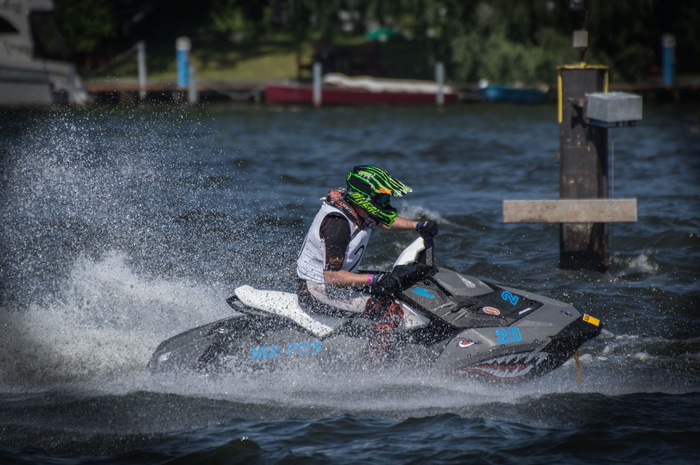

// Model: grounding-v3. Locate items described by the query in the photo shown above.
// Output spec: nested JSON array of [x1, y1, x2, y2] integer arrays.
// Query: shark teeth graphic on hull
[[459, 352, 549, 380]]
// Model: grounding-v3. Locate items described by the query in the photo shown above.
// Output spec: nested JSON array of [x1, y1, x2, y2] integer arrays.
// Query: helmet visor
[[373, 192, 391, 207]]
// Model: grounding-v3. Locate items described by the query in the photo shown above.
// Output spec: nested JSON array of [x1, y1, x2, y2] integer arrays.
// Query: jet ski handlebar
[[420, 233, 434, 267], [382, 234, 437, 295], [392, 234, 435, 269]]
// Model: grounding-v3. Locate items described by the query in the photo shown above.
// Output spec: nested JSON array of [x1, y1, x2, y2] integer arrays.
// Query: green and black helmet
[[345, 165, 412, 226]]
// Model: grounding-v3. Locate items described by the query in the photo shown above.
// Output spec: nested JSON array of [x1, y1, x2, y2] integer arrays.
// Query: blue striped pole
[[176, 37, 191, 88], [661, 34, 676, 86]]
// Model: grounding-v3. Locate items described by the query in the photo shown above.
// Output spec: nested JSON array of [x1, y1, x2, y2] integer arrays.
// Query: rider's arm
[[324, 269, 373, 287], [375, 216, 418, 232], [320, 214, 374, 287]]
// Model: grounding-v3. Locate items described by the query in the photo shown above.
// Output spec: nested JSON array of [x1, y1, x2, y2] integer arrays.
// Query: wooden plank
[[503, 199, 637, 223]]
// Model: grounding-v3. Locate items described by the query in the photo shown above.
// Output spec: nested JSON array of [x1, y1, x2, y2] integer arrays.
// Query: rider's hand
[[416, 220, 439, 238], [372, 272, 403, 296]]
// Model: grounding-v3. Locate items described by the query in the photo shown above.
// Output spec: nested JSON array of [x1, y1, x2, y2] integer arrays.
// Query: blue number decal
[[495, 327, 523, 344], [508, 327, 522, 342], [501, 291, 519, 305], [495, 328, 509, 344]]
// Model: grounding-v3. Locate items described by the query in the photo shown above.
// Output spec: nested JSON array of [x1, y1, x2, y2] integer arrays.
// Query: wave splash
[[0, 250, 233, 390]]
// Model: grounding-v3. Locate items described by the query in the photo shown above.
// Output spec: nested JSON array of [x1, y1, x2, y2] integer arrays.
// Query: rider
[[296, 165, 438, 363]]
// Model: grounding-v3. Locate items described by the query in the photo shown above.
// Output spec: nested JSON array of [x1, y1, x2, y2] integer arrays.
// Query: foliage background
[[54, 0, 699, 84]]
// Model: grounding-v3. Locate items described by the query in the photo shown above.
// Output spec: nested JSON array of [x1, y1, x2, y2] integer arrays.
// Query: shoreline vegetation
[[58, 1, 699, 95]]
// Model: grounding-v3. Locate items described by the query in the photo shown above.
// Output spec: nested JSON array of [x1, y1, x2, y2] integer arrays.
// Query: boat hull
[[265, 83, 458, 105], [478, 85, 549, 104]]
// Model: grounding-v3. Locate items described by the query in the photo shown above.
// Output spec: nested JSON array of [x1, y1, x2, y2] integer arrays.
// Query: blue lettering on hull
[[251, 340, 323, 359], [412, 287, 435, 299]]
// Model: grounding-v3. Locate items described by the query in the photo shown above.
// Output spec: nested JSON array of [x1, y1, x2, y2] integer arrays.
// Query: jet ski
[[148, 236, 602, 380]]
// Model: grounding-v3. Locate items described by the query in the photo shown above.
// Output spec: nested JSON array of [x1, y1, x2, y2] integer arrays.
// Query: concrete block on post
[[586, 92, 642, 127]]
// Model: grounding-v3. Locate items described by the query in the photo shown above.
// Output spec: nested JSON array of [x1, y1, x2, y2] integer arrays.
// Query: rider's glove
[[416, 220, 439, 238], [372, 272, 403, 296]]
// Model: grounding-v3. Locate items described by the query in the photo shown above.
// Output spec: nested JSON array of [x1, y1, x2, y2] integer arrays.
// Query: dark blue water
[[1, 102, 698, 464]]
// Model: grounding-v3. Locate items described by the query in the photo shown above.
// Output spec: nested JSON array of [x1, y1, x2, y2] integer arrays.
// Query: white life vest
[[297, 202, 373, 283]]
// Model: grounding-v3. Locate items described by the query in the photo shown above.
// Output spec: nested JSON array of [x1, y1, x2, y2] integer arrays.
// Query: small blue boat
[[478, 82, 550, 104]]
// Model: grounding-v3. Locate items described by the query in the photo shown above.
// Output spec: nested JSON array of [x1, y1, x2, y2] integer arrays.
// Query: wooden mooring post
[[559, 64, 610, 271], [504, 64, 642, 272]]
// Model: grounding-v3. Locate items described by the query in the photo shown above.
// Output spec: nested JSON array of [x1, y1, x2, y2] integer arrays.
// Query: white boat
[[0, 0, 86, 105]]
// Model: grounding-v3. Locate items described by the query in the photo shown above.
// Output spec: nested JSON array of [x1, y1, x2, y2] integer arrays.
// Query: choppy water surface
[[1, 101, 698, 464]]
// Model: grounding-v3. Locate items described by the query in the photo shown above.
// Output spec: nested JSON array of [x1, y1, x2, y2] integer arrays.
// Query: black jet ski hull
[[148, 238, 603, 381], [148, 298, 601, 380]]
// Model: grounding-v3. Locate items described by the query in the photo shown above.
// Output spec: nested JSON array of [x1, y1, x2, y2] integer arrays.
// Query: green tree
[[54, 0, 118, 55]]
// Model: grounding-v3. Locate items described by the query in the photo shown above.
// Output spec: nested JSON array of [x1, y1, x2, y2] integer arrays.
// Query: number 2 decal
[[495, 327, 523, 344], [501, 291, 519, 305]]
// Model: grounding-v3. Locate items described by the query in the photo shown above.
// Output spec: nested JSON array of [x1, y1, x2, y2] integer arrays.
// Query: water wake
[[0, 251, 233, 390]]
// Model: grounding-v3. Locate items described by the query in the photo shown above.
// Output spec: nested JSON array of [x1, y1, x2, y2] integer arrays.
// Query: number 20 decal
[[501, 291, 519, 305], [495, 327, 523, 344]]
